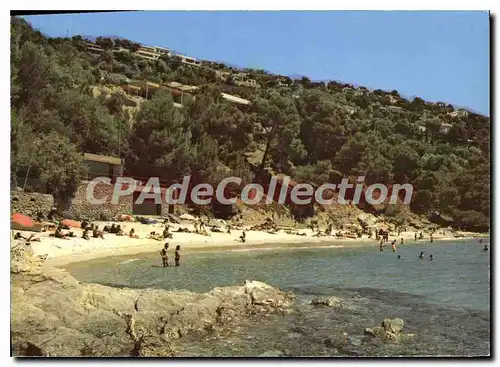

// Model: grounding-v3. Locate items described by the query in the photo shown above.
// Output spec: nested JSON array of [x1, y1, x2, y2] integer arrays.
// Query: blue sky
[[21, 11, 490, 115]]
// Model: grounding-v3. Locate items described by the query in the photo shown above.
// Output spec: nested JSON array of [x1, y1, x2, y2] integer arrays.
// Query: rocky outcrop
[[11, 244, 295, 357], [66, 182, 133, 221], [364, 318, 410, 341], [310, 296, 342, 307]]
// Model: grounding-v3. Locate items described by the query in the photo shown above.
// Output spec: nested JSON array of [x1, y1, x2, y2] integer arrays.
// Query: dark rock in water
[[259, 349, 285, 357], [11, 245, 295, 357], [310, 296, 342, 307], [364, 318, 406, 341], [382, 318, 404, 334]]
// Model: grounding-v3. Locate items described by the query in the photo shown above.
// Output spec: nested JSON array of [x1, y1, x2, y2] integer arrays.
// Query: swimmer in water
[[483, 244, 489, 252], [397, 255, 401, 259], [418, 251, 425, 259], [429, 254, 434, 261]]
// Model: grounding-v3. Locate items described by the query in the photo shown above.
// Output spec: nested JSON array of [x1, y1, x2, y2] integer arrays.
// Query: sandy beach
[[10, 219, 487, 268]]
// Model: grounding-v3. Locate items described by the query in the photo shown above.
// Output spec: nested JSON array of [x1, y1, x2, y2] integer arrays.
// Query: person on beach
[[239, 231, 246, 243], [82, 228, 90, 240], [47, 207, 58, 222], [160, 243, 169, 267], [400, 237, 404, 245], [430, 234, 434, 243], [55, 225, 69, 240], [175, 245, 181, 267], [36, 211, 44, 222], [414, 232, 418, 241], [391, 241, 397, 252], [116, 225, 124, 236], [163, 226, 171, 239], [418, 251, 425, 259], [14, 232, 40, 242], [419, 232, 424, 240], [379, 240, 384, 252], [129, 228, 139, 239], [92, 226, 104, 239], [14, 232, 25, 240]]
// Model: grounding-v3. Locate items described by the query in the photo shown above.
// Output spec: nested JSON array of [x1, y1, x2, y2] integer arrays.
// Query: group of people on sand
[[159, 243, 181, 267], [379, 239, 399, 252]]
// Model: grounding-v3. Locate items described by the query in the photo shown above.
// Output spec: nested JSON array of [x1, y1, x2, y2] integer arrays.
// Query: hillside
[[10, 17, 491, 231]]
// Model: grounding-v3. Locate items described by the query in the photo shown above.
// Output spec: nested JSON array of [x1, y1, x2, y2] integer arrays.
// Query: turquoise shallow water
[[66, 239, 491, 356]]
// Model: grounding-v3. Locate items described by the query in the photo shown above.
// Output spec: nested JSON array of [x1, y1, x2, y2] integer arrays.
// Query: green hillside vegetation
[[10, 17, 490, 231]]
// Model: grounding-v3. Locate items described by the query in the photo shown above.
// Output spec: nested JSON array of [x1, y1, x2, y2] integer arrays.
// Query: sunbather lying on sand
[[13, 232, 41, 242], [148, 232, 163, 241], [129, 228, 140, 239]]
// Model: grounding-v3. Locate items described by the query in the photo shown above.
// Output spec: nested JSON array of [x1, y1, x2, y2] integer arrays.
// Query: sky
[[21, 11, 490, 115]]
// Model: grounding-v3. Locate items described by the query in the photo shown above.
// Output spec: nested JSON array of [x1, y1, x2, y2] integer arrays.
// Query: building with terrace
[[233, 72, 259, 88], [174, 54, 202, 67], [448, 109, 469, 118], [134, 45, 172, 61], [86, 42, 105, 54]]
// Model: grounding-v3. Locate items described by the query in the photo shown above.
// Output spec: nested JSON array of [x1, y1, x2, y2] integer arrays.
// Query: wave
[[117, 258, 140, 265]]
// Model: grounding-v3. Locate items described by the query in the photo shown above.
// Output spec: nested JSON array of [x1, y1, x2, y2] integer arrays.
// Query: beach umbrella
[[61, 219, 81, 228], [179, 213, 196, 221], [11, 213, 35, 228]]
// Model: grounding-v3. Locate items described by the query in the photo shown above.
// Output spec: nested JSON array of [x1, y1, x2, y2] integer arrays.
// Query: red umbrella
[[61, 219, 81, 228], [11, 213, 35, 228]]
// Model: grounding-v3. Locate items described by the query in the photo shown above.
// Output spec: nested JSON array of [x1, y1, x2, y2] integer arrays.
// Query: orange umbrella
[[61, 219, 81, 228], [11, 213, 34, 228]]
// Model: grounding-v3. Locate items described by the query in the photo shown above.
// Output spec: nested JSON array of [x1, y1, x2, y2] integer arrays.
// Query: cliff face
[[10, 242, 295, 357]]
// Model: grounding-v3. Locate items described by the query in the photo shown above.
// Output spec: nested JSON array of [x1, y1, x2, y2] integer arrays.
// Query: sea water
[[66, 240, 490, 356]]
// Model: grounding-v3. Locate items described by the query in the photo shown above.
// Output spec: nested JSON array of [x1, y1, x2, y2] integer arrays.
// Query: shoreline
[[12, 220, 487, 268], [44, 235, 485, 269]]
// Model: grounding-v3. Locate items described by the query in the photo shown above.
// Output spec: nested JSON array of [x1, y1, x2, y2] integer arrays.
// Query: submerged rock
[[364, 318, 407, 341], [11, 245, 296, 357], [310, 296, 342, 307]]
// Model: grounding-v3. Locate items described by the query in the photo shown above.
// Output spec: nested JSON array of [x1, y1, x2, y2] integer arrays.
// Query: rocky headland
[[11, 242, 295, 357]]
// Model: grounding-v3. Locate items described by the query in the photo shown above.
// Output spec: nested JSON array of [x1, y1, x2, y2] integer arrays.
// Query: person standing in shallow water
[[160, 243, 169, 267], [175, 245, 181, 267], [418, 251, 425, 259]]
